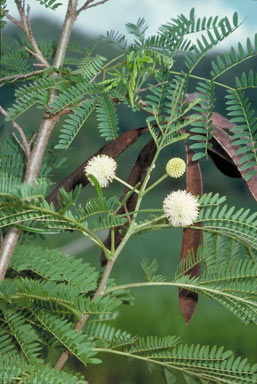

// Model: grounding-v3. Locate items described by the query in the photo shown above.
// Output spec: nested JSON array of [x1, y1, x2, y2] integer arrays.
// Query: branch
[[24, 0, 78, 184], [23, 46, 47, 66], [0, 69, 45, 83], [77, 0, 110, 15], [14, 0, 49, 68], [6, 12, 23, 29], [0, 105, 31, 158], [0, 228, 21, 281]]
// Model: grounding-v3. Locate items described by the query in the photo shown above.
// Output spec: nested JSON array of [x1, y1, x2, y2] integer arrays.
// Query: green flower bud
[[165, 158, 186, 178]]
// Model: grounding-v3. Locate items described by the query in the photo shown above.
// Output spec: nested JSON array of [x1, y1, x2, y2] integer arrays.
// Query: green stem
[[105, 281, 257, 308], [92, 348, 231, 383], [93, 347, 186, 371], [133, 214, 166, 231], [4, 201, 110, 257], [143, 173, 168, 195], [117, 209, 164, 218], [13, 293, 81, 319], [169, 70, 235, 91], [114, 176, 140, 193], [110, 227, 115, 256], [102, 54, 125, 71]]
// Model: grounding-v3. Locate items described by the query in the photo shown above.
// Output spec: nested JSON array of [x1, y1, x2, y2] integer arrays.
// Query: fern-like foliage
[[226, 89, 257, 180], [189, 80, 216, 160], [185, 13, 240, 74], [235, 70, 257, 90], [33, 310, 100, 365], [14, 77, 62, 100], [126, 17, 149, 47], [197, 193, 257, 250], [172, 228, 257, 325], [210, 35, 257, 80], [0, 243, 129, 369], [96, 337, 257, 384], [72, 54, 107, 80], [0, 184, 128, 244], [104, 29, 128, 51], [96, 94, 119, 140], [9, 244, 99, 292], [84, 322, 136, 349], [150, 9, 195, 54], [0, 138, 25, 193], [35, 0, 63, 10], [0, 352, 88, 384], [175, 262, 257, 325], [83, 196, 117, 218], [55, 99, 96, 149], [146, 75, 200, 149], [0, 305, 41, 362], [49, 82, 100, 113], [0, 49, 31, 78], [6, 76, 61, 120], [141, 258, 167, 282]]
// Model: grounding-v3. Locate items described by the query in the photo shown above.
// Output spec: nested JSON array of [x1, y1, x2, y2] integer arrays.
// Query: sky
[[6, 0, 257, 49]]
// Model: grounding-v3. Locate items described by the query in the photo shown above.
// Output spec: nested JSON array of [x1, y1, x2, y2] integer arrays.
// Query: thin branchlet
[[14, 0, 49, 67], [0, 106, 31, 158], [76, 0, 110, 15]]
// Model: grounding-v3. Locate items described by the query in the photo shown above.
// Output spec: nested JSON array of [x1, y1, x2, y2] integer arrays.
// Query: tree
[[0, 1, 257, 383]]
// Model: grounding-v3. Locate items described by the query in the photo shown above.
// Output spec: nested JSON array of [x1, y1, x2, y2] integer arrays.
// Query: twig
[[86, 0, 110, 10], [24, 46, 44, 62], [29, 134, 37, 147], [0, 69, 45, 83], [77, 0, 110, 15], [51, 106, 72, 123], [0, 105, 31, 158], [14, 0, 49, 68], [12, 132, 26, 154], [137, 81, 168, 94], [32, 63, 47, 67], [76, 0, 94, 14], [6, 12, 23, 29]]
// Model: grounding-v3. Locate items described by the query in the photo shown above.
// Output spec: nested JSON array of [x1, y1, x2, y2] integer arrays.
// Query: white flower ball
[[84, 154, 117, 187], [163, 190, 199, 227]]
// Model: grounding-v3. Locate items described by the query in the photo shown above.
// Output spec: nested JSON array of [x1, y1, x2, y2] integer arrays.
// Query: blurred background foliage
[[1, 16, 257, 383]]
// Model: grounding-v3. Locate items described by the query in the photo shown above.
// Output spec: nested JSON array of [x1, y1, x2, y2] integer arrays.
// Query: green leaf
[[55, 99, 96, 149], [35, 0, 63, 10], [96, 94, 119, 140], [87, 175, 104, 199]]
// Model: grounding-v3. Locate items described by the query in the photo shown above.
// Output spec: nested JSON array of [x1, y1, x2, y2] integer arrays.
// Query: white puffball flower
[[85, 155, 117, 187], [166, 157, 186, 178], [163, 190, 200, 227]]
